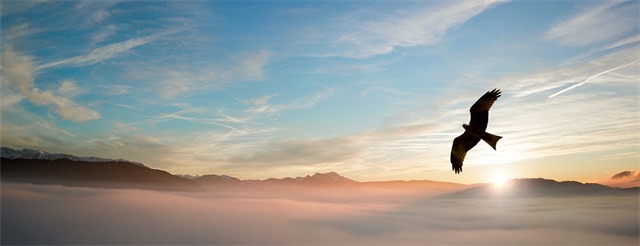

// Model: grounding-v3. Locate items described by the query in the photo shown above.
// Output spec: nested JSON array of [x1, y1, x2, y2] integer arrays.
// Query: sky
[[1, 0, 639, 184]]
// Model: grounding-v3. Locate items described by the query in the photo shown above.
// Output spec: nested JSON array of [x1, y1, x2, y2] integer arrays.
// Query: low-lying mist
[[2, 182, 638, 245]]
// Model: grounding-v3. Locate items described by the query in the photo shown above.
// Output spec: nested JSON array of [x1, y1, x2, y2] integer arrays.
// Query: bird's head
[[462, 124, 470, 130]]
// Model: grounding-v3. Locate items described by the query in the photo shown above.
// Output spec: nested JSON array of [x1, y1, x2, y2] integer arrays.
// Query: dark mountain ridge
[[446, 178, 639, 198], [1, 147, 145, 167], [1, 158, 205, 192], [2, 147, 637, 196]]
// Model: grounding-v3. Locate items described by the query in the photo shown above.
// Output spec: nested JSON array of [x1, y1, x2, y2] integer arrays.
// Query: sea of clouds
[[2, 182, 638, 245]]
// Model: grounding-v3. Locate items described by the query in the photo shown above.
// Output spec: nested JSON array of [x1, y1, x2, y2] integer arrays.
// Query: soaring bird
[[450, 89, 502, 174]]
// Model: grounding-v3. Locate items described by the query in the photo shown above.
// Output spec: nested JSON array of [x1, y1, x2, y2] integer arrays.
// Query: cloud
[[91, 25, 118, 45], [113, 122, 139, 132], [84, 134, 181, 168], [99, 83, 132, 95], [0, 0, 49, 17], [231, 50, 272, 80], [548, 59, 640, 98], [1, 46, 100, 122], [328, 0, 507, 58], [499, 45, 638, 98], [37, 30, 177, 70], [1, 23, 38, 42], [58, 80, 85, 97], [2, 183, 638, 244], [545, 1, 639, 47], [206, 121, 448, 179], [462, 88, 639, 169], [244, 88, 335, 115], [611, 171, 637, 179], [317, 194, 639, 242], [155, 50, 272, 98], [147, 103, 247, 133], [479, 44, 638, 170], [597, 171, 640, 188], [244, 94, 280, 114], [74, 0, 120, 25], [602, 34, 640, 50]]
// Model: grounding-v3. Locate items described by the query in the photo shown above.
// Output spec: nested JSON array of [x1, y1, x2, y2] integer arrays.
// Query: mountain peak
[[195, 174, 242, 183], [306, 172, 356, 184]]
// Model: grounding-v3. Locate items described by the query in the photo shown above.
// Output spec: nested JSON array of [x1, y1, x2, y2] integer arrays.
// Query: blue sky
[[1, 0, 638, 183]]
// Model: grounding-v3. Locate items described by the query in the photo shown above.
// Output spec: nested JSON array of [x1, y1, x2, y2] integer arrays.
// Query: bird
[[450, 89, 502, 174]]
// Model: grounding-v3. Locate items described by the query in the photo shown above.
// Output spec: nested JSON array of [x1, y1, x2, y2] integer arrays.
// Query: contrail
[[548, 59, 640, 98]]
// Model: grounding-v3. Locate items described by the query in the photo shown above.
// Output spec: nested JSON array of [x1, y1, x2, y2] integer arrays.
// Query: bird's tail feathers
[[482, 132, 502, 150]]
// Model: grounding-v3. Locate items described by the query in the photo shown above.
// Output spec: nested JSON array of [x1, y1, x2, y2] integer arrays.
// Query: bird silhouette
[[450, 89, 502, 174]]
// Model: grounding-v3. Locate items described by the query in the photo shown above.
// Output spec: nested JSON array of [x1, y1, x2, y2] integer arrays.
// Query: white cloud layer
[[2, 183, 637, 245]]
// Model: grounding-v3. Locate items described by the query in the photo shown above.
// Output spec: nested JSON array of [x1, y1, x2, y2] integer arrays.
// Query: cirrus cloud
[[545, 1, 639, 47]]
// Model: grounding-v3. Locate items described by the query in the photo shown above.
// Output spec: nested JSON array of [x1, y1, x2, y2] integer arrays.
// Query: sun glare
[[492, 172, 509, 188], [493, 176, 507, 187]]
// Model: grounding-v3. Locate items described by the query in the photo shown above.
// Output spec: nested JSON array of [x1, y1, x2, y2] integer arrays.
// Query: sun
[[493, 175, 507, 187], [492, 172, 510, 188]]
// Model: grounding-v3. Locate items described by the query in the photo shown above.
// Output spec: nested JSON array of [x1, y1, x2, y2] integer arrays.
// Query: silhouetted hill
[[1, 158, 205, 192], [263, 172, 358, 185], [192, 172, 466, 195], [193, 172, 358, 190], [194, 174, 243, 187], [363, 179, 467, 190], [446, 178, 639, 198], [1, 147, 146, 166]]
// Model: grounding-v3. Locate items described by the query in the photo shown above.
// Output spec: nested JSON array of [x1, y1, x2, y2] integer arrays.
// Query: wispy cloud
[[244, 94, 279, 114], [91, 25, 118, 45], [99, 83, 133, 95], [0, 0, 49, 17], [156, 50, 272, 98], [1, 23, 38, 42], [602, 34, 640, 50], [545, 0, 639, 47], [113, 122, 139, 132], [36, 121, 78, 137], [548, 59, 640, 98], [230, 50, 272, 80], [1, 46, 100, 122], [328, 0, 507, 58], [244, 88, 335, 115], [37, 30, 177, 70], [58, 80, 85, 97], [464, 83, 639, 171], [500, 45, 638, 98], [74, 0, 121, 26], [148, 104, 247, 133]]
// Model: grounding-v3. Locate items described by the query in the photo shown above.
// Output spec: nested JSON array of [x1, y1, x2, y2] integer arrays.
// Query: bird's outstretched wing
[[469, 89, 501, 130], [450, 132, 481, 174]]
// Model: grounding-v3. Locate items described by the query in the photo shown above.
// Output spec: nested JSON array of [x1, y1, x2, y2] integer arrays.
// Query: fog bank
[[2, 182, 638, 245]]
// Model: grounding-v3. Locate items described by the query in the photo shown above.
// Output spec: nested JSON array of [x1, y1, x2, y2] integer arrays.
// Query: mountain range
[[1, 147, 146, 166], [445, 178, 639, 198], [1, 147, 638, 196]]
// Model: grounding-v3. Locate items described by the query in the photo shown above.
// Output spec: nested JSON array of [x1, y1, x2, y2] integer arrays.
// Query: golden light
[[493, 174, 507, 187], [490, 169, 511, 189]]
